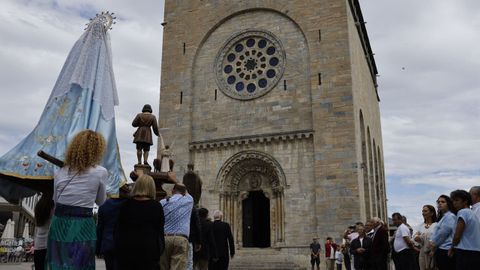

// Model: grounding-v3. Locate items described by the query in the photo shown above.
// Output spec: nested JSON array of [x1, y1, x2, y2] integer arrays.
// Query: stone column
[[272, 186, 285, 245]]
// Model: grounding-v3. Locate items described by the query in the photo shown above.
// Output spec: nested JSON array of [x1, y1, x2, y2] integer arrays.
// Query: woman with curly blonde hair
[[46, 129, 108, 270]]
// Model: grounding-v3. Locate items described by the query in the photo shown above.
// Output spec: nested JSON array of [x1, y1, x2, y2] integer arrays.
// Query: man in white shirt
[[392, 213, 416, 270], [469, 186, 480, 220]]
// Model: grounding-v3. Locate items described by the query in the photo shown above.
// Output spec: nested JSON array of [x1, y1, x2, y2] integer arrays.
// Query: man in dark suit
[[194, 208, 218, 270], [209, 210, 235, 270], [369, 217, 390, 270], [350, 225, 373, 270]]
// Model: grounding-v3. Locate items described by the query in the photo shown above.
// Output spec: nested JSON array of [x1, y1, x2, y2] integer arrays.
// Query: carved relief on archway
[[216, 150, 286, 247], [215, 150, 286, 192]]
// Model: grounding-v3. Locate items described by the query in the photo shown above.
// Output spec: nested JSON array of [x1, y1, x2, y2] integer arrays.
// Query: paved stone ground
[[0, 259, 106, 269]]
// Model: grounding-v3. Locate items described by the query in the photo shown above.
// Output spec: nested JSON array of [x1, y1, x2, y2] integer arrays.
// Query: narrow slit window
[[318, 29, 321, 41], [183, 42, 186, 55], [318, 73, 322, 85], [215, 89, 217, 100], [283, 80, 287, 90], [180, 91, 183, 104]]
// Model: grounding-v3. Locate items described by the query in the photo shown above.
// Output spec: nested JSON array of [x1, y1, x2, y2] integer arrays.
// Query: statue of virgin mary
[[0, 12, 126, 201]]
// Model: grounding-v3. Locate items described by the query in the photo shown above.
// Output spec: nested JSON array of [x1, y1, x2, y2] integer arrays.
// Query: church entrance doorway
[[216, 150, 286, 248], [242, 191, 270, 248]]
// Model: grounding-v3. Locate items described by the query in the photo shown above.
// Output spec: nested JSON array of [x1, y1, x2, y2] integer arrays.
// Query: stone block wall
[[159, 0, 386, 255]]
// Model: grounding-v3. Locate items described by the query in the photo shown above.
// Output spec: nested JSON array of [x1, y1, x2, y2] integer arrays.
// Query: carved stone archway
[[216, 150, 286, 247]]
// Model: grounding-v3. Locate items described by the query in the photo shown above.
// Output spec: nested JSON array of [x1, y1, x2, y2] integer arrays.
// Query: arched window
[[367, 128, 375, 219], [373, 139, 380, 217], [360, 110, 371, 219]]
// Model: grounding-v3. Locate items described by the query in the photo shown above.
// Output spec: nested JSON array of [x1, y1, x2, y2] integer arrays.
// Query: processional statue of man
[[132, 104, 159, 166]]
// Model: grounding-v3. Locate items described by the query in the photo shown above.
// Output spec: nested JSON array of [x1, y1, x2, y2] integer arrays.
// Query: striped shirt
[[160, 193, 193, 236]]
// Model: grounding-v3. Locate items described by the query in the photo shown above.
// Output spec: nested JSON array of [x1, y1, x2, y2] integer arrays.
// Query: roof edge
[[348, 0, 380, 101]]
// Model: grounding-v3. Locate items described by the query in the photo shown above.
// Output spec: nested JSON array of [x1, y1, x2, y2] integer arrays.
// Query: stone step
[[235, 248, 280, 256], [230, 266, 307, 270], [229, 252, 307, 270], [230, 265, 306, 270]]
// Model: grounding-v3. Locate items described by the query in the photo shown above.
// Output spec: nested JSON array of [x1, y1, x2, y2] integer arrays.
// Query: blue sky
[[0, 0, 478, 226]]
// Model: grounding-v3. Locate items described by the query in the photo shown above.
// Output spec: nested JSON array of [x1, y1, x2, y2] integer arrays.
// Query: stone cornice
[[189, 129, 314, 150]]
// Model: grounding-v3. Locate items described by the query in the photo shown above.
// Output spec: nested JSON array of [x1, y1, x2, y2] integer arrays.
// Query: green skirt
[[46, 204, 96, 270]]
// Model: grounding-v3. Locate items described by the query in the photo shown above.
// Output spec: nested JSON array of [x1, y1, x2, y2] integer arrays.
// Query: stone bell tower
[[159, 0, 386, 266]]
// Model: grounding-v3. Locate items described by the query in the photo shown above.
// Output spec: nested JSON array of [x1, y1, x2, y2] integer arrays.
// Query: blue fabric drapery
[[0, 14, 126, 199]]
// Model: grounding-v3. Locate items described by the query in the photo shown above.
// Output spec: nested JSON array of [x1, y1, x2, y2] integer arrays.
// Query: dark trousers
[[455, 249, 480, 270], [343, 252, 351, 270], [371, 255, 388, 270], [119, 261, 159, 270], [104, 251, 118, 270], [209, 256, 229, 270], [336, 263, 342, 270], [434, 248, 455, 270], [392, 249, 416, 270], [311, 256, 320, 267], [34, 249, 47, 270]]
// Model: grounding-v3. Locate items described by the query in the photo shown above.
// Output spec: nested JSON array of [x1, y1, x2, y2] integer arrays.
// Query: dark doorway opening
[[242, 190, 270, 247]]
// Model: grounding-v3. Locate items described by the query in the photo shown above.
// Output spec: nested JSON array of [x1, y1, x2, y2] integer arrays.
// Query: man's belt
[[165, 233, 188, 240]]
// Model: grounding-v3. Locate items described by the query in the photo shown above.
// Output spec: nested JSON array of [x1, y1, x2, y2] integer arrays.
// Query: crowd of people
[[30, 129, 235, 270], [310, 187, 480, 270], [22, 129, 480, 270], [0, 238, 34, 263]]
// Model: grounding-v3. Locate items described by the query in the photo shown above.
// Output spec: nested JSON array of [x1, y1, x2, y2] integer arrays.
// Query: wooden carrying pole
[[37, 150, 64, 167]]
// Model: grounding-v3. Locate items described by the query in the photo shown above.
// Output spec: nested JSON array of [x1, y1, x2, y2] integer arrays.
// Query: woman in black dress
[[115, 174, 165, 270]]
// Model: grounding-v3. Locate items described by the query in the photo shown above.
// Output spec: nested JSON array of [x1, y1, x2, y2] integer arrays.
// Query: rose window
[[215, 30, 286, 100]]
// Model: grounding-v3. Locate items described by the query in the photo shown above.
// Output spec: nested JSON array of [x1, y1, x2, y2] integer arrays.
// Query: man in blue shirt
[[160, 184, 194, 270]]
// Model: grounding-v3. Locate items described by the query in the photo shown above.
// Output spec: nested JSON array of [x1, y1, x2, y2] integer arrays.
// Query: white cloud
[[0, 0, 478, 226], [362, 0, 480, 223], [0, 0, 164, 172], [400, 171, 478, 190]]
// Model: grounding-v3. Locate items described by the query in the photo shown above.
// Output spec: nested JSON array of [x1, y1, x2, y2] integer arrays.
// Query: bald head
[[213, 210, 223, 220], [173, 183, 187, 195], [470, 186, 480, 204], [371, 217, 382, 227]]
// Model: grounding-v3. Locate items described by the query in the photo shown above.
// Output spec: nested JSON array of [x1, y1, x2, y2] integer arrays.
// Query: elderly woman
[[46, 130, 108, 270], [116, 174, 165, 270]]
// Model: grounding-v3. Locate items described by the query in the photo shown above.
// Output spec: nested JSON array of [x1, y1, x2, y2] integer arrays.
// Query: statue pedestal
[[131, 165, 176, 200], [133, 164, 151, 175]]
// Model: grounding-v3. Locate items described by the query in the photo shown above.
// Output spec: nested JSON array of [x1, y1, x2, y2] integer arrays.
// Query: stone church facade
[[159, 0, 386, 262]]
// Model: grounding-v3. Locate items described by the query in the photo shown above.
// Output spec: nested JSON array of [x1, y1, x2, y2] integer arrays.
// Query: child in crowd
[[33, 191, 54, 270], [335, 245, 344, 270]]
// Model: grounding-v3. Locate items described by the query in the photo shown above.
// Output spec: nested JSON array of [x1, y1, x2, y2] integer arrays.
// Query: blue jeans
[[186, 242, 193, 270]]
